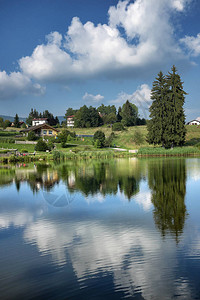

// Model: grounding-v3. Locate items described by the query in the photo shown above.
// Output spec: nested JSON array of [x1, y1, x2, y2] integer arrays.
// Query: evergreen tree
[[121, 100, 138, 126], [93, 130, 105, 148], [117, 106, 122, 122], [147, 71, 167, 146], [74, 105, 90, 128], [147, 66, 186, 148], [164, 65, 186, 148], [74, 105, 102, 128], [26, 108, 39, 126], [14, 114, 20, 128], [55, 116, 60, 126], [65, 107, 75, 117], [88, 106, 103, 127], [98, 104, 116, 115]]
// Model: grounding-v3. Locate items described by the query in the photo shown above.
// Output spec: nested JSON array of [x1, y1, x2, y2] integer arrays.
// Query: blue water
[[0, 158, 200, 299]]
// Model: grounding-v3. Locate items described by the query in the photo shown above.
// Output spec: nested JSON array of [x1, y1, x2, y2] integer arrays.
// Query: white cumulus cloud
[[83, 92, 104, 103], [0, 70, 45, 100], [19, 0, 190, 83], [109, 84, 151, 117], [110, 83, 151, 106], [1, 0, 193, 99], [180, 33, 200, 57]]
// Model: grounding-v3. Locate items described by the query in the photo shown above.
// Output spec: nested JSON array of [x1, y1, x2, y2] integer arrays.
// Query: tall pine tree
[[147, 66, 186, 148], [14, 114, 20, 128], [164, 65, 186, 148], [121, 100, 138, 126], [147, 71, 167, 146]]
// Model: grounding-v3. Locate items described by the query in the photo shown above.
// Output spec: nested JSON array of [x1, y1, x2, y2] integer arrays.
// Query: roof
[[188, 119, 200, 123], [20, 123, 60, 133], [66, 115, 74, 118]]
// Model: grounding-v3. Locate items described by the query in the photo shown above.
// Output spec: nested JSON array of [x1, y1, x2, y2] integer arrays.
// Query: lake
[[0, 158, 200, 299]]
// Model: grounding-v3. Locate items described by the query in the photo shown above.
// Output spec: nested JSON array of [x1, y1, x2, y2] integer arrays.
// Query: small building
[[32, 118, 48, 127], [187, 118, 200, 125], [20, 123, 59, 137], [11, 121, 26, 128], [66, 115, 74, 128]]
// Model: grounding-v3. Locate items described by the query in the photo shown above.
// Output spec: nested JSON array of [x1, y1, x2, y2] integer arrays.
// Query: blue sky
[[0, 0, 200, 121]]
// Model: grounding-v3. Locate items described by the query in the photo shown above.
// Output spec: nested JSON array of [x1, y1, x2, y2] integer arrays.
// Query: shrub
[[94, 139, 101, 148], [57, 130, 76, 143], [35, 140, 49, 151], [27, 131, 37, 141], [21, 149, 28, 153], [47, 141, 54, 150], [105, 132, 115, 147], [52, 150, 64, 161], [93, 130, 105, 148], [112, 122, 125, 131]]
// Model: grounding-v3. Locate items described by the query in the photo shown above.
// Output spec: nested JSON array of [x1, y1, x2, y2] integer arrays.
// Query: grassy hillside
[[67, 125, 200, 149], [185, 125, 200, 145], [0, 125, 200, 151], [66, 125, 148, 149]]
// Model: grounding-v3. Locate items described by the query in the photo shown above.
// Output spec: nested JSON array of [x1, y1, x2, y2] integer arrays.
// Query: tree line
[[65, 101, 146, 128]]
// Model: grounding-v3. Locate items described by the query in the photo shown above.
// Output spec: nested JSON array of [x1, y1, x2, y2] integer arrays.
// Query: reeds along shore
[[1, 146, 200, 164], [0, 150, 133, 163], [137, 146, 200, 156]]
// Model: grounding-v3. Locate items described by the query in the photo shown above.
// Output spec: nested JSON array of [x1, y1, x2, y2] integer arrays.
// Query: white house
[[32, 118, 48, 127], [188, 117, 200, 125], [66, 115, 74, 128]]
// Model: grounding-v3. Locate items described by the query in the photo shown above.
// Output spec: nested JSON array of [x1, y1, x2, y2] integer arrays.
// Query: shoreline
[[0, 148, 200, 164]]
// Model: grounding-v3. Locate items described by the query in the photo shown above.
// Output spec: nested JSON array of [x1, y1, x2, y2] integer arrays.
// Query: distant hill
[[0, 115, 26, 122], [57, 116, 65, 123], [0, 115, 65, 123]]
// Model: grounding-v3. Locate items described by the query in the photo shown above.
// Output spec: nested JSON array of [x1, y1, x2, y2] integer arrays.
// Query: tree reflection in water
[[0, 158, 187, 241], [148, 159, 187, 242]]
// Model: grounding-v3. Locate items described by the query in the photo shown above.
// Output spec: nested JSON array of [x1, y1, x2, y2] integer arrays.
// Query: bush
[[27, 131, 37, 141], [105, 132, 115, 147], [112, 122, 125, 131], [93, 130, 105, 148], [57, 130, 76, 143], [21, 149, 28, 153], [35, 140, 49, 152], [47, 141, 54, 150], [94, 139, 101, 148], [52, 150, 64, 161]]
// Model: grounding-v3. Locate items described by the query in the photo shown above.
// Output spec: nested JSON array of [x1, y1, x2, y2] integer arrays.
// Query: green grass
[[0, 131, 18, 137], [185, 125, 200, 145], [138, 146, 200, 156], [65, 125, 148, 149], [0, 142, 35, 152], [67, 125, 200, 149]]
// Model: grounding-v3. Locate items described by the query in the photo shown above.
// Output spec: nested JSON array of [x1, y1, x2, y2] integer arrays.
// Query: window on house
[[43, 130, 47, 134], [49, 130, 52, 135]]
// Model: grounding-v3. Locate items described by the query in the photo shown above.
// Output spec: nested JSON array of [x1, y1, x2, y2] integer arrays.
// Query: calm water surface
[[0, 158, 200, 299]]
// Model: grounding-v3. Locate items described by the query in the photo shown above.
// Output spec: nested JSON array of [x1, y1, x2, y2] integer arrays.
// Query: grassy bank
[[0, 149, 133, 164], [138, 146, 200, 156], [66, 124, 200, 149]]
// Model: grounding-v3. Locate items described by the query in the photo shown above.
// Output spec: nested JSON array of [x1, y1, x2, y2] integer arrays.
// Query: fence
[[15, 141, 37, 144]]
